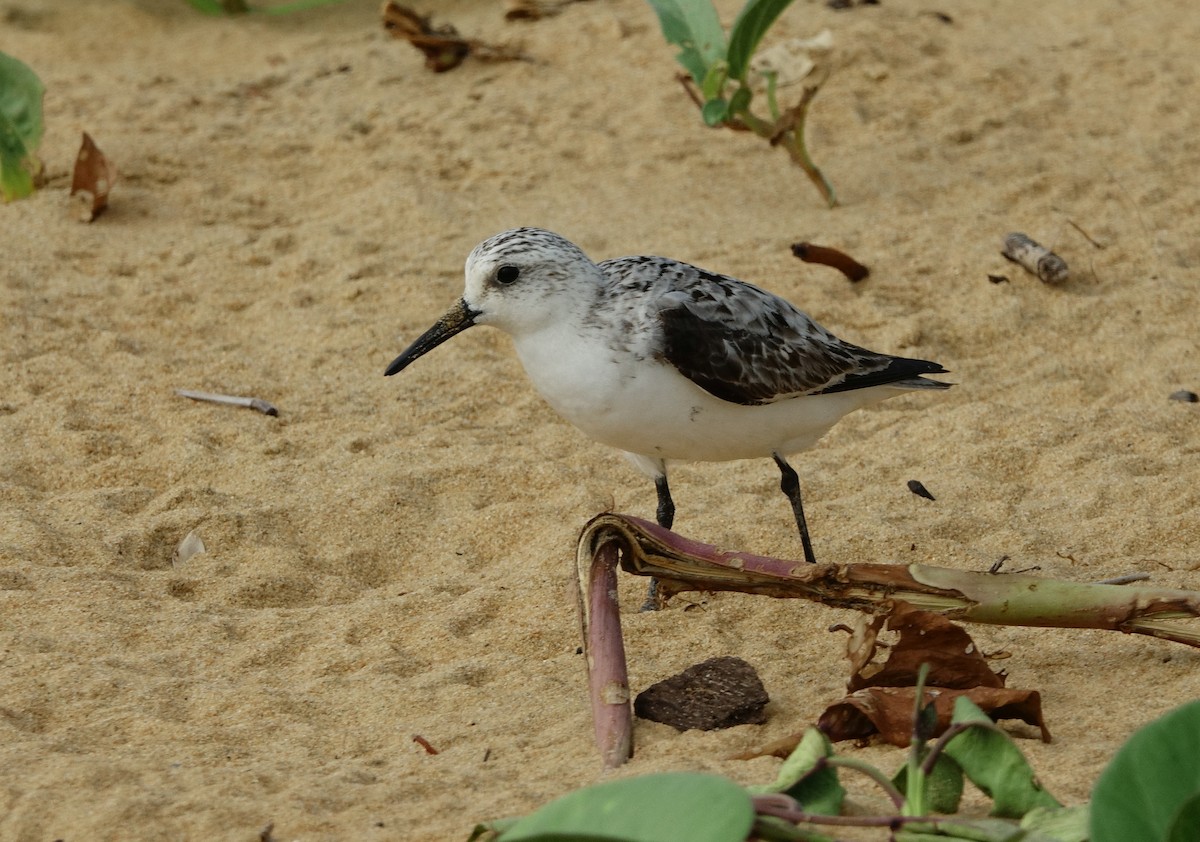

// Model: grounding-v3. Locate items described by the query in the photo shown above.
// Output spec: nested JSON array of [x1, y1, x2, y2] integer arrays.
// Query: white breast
[[511, 321, 897, 465]]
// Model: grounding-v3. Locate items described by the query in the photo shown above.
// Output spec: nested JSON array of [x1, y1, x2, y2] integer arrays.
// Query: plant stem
[[579, 514, 1200, 649], [902, 664, 932, 817], [764, 71, 781, 122], [824, 756, 906, 809], [773, 77, 836, 208], [575, 535, 632, 768], [732, 94, 837, 208]]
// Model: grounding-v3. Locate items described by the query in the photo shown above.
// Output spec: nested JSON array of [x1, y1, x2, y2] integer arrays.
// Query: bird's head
[[384, 228, 600, 376]]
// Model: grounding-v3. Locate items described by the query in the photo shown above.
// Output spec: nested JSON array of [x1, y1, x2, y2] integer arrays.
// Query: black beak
[[384, 299, 479, 376]]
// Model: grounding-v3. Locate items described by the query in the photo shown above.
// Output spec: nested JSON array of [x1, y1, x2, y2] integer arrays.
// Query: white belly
[[511, 325, 894, 465]]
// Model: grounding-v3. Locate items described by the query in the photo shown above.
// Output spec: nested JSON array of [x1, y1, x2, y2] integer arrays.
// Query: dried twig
[[381, 1, 527, 72], [791, 242, 869, 282], [176, 389, 278, 417], [411, 734, 439, 755], [1064, 218, 1106, 250]]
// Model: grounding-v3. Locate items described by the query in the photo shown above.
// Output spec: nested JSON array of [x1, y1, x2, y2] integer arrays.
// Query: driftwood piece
[[578, 514, 1200, 648]]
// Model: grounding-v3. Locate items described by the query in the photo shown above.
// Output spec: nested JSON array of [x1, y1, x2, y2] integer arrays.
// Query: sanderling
[[385, 228, 949, 592]]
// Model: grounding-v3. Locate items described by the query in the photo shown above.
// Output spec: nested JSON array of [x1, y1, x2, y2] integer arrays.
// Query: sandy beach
[[3, 0, 1199, 838]]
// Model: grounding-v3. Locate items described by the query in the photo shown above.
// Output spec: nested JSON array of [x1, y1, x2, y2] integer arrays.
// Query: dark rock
[[634, 656, 768, 732]]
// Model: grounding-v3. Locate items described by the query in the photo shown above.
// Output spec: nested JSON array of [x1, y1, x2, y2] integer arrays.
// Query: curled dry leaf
[[804, 603, 1051, 748], [70, 132, 116, 222], [846, 602, 1004, 692], [172, 530, 206, 568], [751, 30, 834, 88], [381, 1, 527, 72], [817, 685, 1051, 747]]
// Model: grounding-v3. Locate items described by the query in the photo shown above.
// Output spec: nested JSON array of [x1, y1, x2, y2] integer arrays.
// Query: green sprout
[[645, 0, 837, 207]]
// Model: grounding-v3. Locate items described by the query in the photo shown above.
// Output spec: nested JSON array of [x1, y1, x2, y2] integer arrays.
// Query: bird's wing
[[602, 257, 944, 407]]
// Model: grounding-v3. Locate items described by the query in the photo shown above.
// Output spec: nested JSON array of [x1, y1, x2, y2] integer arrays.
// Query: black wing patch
[[655, 270, 947, 406]]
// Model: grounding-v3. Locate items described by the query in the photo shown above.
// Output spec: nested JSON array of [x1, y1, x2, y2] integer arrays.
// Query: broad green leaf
[[1091, 700, 1200, 842], [0, 51, 44, 202], [727, 0, 795, 82], [644, 0, 727, 85], [499, 772, 754, 842], [751, 728, 844, 816], [942, 697, 1060, 819], [1168, 793, 1200, 842]]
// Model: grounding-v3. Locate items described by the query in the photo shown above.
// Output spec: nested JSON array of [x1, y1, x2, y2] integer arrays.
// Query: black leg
[[641, 474, 675, 611], [773, 453, 817, 565], [655, 474, 675, 530]]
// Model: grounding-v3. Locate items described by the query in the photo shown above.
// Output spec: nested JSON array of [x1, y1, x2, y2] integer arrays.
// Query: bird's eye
[[496, 265, 520, 285]]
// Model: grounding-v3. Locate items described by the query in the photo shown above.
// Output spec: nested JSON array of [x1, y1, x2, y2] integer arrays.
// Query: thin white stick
[[176, 389, 278, 416]]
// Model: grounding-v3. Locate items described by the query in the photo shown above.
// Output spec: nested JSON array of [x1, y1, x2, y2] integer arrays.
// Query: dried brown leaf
[[847, 602, 1005, 692], [70, 132, 117, 222], [817, 686, 1051, 747], [381, 1, 527, 72]]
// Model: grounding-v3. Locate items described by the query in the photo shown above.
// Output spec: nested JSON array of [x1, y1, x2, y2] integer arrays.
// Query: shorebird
[[385, 228, 949, 595]]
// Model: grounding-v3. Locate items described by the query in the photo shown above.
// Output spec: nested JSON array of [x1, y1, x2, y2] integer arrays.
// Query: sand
[[3, 0, 1199, 838]]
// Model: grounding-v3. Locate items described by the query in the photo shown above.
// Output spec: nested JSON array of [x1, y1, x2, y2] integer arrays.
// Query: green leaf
[[752, 728, 844, 816], [701, 97, 729, 126], [1021, 804, 1090, 842], [726, 0, 795, 82], [897, 816, 1065, 841], [1091, 700, 1200, 842], [498, 772, 755, 841], [0, 51, 44, 202], [942, 697, 1060, 819], [644, 0, 728, 85], [894, 754, 965, 815], [1168, 793, 1200, 842]]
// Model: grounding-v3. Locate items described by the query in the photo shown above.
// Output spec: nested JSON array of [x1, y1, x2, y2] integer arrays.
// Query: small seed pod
[[1001, 233, 1069, 284]]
